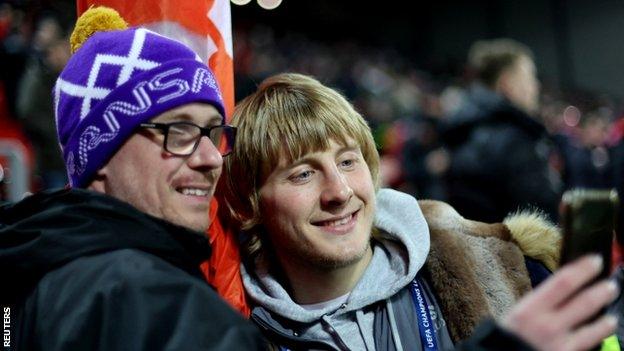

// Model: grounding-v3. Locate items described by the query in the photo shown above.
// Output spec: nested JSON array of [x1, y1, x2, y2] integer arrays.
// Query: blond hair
[[223, 73, 379, 259]]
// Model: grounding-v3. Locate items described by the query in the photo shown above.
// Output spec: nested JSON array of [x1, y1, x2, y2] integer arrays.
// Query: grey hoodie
[[242, 188, 432, 350]]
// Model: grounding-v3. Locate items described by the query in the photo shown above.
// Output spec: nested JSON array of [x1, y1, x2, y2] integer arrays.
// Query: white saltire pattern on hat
[[55, 28, 160, 121]]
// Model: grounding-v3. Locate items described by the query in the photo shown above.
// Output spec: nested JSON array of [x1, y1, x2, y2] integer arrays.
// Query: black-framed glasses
[[139, 122, 236, 157]]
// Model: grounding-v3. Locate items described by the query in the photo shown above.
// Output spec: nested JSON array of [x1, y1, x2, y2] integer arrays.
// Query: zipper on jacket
[[251, 311, 338, 350]]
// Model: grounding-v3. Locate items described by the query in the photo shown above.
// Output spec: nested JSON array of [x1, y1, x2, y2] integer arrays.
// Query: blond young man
[[223, 73, 618, 351]]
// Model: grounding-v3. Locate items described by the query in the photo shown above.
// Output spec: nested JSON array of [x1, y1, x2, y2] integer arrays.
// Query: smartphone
[[559, 189, 619, 280]]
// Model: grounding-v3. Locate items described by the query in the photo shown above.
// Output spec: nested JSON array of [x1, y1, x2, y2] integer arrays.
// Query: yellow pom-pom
[[70, 6, 128, 54]]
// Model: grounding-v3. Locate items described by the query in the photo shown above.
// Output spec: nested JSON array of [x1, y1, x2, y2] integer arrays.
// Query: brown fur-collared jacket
[[419, 200, 561, 342]]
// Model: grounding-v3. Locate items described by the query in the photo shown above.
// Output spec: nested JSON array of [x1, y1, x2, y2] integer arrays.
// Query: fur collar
[[418, 200, 561, 342], [504, 210, 561, 271]]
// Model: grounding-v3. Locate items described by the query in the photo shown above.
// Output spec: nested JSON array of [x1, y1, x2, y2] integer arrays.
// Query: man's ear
[[495, 70, 512, 97], [86, 167, 108, 192]]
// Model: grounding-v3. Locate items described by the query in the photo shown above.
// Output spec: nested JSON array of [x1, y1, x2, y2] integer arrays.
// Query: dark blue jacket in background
[[443, 84, 562, 223]]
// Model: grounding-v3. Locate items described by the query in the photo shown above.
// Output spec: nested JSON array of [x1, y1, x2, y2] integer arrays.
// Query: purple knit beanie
[[54, 10, 225, 188]]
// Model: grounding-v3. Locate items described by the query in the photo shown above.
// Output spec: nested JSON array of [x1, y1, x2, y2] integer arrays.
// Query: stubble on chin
[[163, 208, 210, 233], [301, 240, 372, 270], [161, 186, 214, 233]]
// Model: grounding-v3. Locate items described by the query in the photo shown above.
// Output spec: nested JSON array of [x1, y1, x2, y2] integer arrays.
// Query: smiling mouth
[[312, 209, 359, 228], [176, 187, 210, 197]]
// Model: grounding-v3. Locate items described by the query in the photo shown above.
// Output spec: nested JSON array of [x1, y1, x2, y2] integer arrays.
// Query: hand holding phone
[[502, 255, 619, 351]]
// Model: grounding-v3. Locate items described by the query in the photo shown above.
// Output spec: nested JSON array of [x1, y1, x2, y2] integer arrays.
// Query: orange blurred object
[[201, 198, 250, 316]]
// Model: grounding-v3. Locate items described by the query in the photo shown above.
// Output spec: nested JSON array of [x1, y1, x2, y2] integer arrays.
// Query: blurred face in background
[[46, 39, 71, 72], [498, 54, 540, 114], [581, 115, 609, 148]]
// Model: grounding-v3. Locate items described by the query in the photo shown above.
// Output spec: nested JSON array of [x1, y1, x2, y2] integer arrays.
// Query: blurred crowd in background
[[1, 2, 623, 232]]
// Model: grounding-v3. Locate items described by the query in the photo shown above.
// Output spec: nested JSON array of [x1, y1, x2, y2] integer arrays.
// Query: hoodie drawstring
[[355, 309, 374, 351], [386, 299, 404, 351], [320, 314, 351, 351]]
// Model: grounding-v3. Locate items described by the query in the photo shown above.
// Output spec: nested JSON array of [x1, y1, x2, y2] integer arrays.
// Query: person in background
[[0, 7, 261, 350], [558, 110, 613, 190], [16, 15, 69, 189], [443, 38, 562, 223], [223, 72, 618, 351]]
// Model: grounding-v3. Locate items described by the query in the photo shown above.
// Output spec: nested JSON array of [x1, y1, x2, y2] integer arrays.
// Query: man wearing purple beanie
[[0, 7, 264, 350]]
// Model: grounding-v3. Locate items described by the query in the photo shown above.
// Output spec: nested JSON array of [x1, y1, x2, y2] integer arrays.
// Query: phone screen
[[560, 189, 619, 280]]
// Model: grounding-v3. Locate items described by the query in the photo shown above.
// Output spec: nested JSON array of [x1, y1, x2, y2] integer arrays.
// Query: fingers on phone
[[501, 255, 617, 350], [557, 280, 619, 329], [533, 255, 604, 307], [564, 314, 618, 351]]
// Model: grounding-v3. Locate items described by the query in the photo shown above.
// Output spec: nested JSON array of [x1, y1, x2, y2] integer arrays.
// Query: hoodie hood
[[0, 188, 211, 303], [243, 189, 429, 322]]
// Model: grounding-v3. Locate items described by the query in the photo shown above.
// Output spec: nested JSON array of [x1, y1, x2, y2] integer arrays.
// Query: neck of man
[[279, 244, 374, 305]]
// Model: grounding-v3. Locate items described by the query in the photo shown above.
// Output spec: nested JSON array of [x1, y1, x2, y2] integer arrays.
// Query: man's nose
[[320, 169, 353, 207], [187, 135, 223, 170]]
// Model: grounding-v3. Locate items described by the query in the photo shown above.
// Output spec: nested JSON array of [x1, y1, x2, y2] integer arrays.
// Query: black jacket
[[0, 188, 264, 350], [443, 85, 562, 223]]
